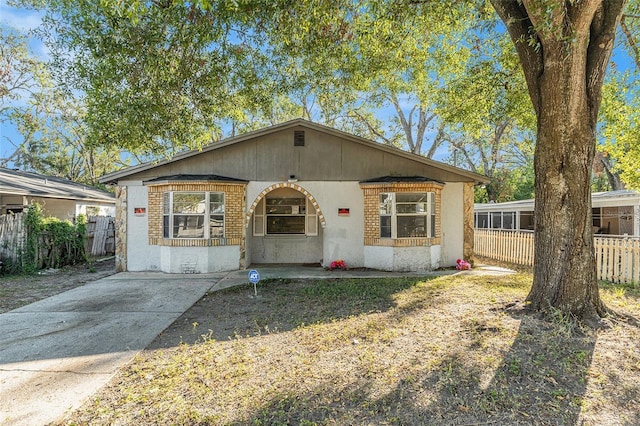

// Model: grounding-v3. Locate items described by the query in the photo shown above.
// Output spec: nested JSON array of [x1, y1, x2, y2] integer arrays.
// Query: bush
[[22, 202, 87, 272]]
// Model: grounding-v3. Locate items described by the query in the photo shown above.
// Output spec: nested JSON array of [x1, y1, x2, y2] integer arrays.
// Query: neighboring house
[[475, 189, 640, 236], [99, 119, 488, 273], [0, 167, 116, 219]]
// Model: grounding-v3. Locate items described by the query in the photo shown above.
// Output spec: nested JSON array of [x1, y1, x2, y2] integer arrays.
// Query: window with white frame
[[379, 192, 436, 238], [163, 192, 224, 239], [474, 211, 517, 230], [253, 193, 318, 236]]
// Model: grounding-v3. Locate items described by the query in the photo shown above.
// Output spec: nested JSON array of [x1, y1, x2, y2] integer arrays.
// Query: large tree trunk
[[528, 43, 605, 318], [491, 0, 626, 322]]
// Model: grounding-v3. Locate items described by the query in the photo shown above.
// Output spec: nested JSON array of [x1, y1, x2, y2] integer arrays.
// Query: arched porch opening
[[246, 183, 326, 265]]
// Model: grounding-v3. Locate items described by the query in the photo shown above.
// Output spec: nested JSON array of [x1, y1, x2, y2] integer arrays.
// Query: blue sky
[[0, 0, 46, 164]]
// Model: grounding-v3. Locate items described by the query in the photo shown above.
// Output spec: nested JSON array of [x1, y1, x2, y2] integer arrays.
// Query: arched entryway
[[246, 183, 326, 264]]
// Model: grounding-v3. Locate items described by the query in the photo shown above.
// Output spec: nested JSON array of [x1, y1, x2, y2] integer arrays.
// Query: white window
[[253, 195, 318, 236], [163, 192, 224, 239], [475, 212, 489, 229], [379, 192, 436, 238]]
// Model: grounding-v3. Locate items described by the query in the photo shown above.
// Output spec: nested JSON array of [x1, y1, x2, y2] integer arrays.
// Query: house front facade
[[100, 120, 487, 273]]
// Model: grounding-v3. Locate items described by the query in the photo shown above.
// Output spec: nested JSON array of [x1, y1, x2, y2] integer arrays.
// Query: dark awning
[[143, 174, 248, 185], [359, 176, 444, 184]]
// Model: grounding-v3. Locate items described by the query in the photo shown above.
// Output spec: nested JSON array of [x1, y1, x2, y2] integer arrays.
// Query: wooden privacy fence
[[84, 216, 115, 256], [0, 213, 25, 266], [0, 213, 115, 268], [474, 229, 640, 285]]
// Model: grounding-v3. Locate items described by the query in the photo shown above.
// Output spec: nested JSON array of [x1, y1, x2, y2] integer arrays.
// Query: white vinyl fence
[[475, 229, 640, 285]]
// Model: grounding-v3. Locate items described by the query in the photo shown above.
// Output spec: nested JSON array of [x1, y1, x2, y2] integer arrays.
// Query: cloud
[[0, 0, 43, 32], [1, 1, 51, 61]]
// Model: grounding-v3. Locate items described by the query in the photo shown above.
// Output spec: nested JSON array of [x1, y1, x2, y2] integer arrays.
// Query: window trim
[[163, 191, 225, 240], [379, 192, 436, 239], [253, 195, 318, 237]]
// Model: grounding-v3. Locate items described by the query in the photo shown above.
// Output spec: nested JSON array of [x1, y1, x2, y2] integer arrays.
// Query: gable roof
[[0, 168, 115, 204], [100, 119, 488, 185]]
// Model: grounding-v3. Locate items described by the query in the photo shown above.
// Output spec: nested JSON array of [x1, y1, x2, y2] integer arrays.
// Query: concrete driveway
[[0, 272, 224, 426]]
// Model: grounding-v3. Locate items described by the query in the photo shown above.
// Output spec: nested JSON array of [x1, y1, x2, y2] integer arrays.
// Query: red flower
[[330, 259, 346, 270]]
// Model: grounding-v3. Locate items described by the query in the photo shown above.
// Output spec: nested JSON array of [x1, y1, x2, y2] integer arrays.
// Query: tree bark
[[491, 0, 626, 322], [529, 44, 605, 318]]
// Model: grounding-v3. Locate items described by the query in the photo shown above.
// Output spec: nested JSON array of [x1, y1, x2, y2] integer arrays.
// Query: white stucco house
[[99, 119, 488, 273]]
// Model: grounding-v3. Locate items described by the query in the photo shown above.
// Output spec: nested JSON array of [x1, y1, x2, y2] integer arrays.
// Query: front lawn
[[61, 273, 640, 425]]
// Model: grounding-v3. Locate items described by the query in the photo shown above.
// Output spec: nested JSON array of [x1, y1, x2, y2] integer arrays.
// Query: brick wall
[[360, 182, 443, 247], [146, 182, 246, 247]]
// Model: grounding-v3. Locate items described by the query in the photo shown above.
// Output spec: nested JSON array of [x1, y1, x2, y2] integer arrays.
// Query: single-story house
[[99, 119, 488, 273], [0, 167, 116, 219], [475, 189, 640, 236]]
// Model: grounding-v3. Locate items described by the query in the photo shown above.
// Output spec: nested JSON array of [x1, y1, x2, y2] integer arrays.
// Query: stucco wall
[[249, 232, 323, 264], [246, 181, 365, 268], [160, 245, 240, 273], [440, 182, 465, 267], [363, 245, 440, 271], [30, 198, 77, 220], [126, 183, 161, 271], [124, 182, 243, 273]]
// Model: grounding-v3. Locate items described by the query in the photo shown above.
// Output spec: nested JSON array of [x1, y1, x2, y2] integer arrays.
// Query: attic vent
[[294, 130, 305, 146]]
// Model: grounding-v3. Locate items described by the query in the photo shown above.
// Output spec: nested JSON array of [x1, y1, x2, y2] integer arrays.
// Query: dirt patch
[[0, 257, 116, 313]]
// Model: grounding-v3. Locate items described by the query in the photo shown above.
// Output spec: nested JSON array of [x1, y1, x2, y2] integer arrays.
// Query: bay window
[[379, 192, 436, 238], [163, 192, 225, 239]]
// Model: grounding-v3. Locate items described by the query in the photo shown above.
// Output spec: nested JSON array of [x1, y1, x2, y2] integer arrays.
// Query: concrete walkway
[[0, 264, 513, 425]]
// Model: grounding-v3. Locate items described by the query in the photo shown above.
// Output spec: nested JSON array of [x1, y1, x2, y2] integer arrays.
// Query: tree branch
[[424, 122, 445, 159], [586, 0, 626, 124], [620, 14, 640, 68], [350, 110, 393, 145], [490, 0, 544, 116], [390, 93, 415, 151]]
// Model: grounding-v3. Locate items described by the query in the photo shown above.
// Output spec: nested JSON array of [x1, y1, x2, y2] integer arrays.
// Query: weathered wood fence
[[475, 229, 640, 285], [84, 215, 115, 256], [0, 213, 25, 266], [0, 213, 115, 269]]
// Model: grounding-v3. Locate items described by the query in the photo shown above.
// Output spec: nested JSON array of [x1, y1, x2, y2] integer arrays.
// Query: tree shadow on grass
[[234, 308, 601, 426], [148, 276, 446, 349]]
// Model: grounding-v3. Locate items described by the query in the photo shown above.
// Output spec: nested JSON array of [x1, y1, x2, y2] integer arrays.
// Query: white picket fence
[[475, 229, 640, 285]]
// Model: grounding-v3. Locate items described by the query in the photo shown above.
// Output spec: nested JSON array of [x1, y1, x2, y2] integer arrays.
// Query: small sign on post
[[248, 269, 260, 298]]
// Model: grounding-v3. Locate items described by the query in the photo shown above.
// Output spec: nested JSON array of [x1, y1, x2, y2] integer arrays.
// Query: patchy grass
[[60, 272, 640, 425], [0, 258, 115, 313]]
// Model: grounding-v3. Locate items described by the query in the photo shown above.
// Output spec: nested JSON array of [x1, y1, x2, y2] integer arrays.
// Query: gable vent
[[294, 130, 305, 146]]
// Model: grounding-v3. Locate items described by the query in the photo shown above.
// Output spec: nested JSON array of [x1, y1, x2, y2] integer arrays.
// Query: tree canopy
[[10, 1, 638, 187]]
